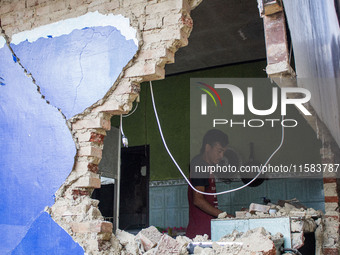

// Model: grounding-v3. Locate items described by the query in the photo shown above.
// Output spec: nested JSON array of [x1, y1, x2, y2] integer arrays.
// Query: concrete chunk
[[116, 229, 139, 255], [249, 203, 270, 213], [155, 234, 182, 255]]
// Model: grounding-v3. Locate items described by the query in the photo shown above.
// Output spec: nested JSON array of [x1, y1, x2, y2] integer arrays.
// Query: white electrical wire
[[120, 114, 128, 147], [120, 114, 125, 137], [149, 81, 285, 195], [122, 102, 139, 118]]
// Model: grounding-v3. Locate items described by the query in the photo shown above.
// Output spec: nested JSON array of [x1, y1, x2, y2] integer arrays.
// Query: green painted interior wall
[[111, 60, 321, 180]]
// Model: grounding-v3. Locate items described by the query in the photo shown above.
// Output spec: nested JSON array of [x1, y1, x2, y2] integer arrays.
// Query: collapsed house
[[0, 0, 339, 254]]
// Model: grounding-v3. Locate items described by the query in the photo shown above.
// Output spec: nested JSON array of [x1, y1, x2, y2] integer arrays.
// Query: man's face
[[205, 142, 227, 164]]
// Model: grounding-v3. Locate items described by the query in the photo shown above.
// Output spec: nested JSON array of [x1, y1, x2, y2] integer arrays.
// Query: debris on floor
[[193, 227, 280, 255], [115, 226, 190, 255], [111, 199, 324, 254], [113, 226, 282, 254], [232, 199, 324, 251]]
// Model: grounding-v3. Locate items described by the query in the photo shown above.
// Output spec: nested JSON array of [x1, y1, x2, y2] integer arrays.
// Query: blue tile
[[230, 182, 250, 205], [216, 183, 231, 205], [286, 179, 308, 201], [165, 208, 180, 228], [266, 179, 287, 203], [305, 179, 324, 201], [149, 209, 164, 228], [303, 202, 325, 212], [164, 187, 180, 208], [180, 208, 189, 227], [247, 183, 267, 204], [218, 206, 231, 214], [179, 185, 189, 208], [149, 187, 165, 209]]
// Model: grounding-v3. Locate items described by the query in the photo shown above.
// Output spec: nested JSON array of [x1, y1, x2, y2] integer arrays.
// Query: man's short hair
[[200, 129, 229, 154]]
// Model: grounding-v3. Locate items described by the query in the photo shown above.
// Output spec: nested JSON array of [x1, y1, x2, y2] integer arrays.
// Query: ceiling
[[165, 0, 267, 75]]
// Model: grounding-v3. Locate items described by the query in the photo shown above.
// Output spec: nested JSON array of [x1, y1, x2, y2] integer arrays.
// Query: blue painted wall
[[0, 24, 137, 254], [11, 26, 137, 119]]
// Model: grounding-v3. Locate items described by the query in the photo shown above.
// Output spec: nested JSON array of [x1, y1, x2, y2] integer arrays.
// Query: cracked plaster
[[0, 12, 138, 254], [0, 0, 198, 253]]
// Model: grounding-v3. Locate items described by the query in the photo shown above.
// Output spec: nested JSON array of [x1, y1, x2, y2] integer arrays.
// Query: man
[[186, 129, 233, 239]]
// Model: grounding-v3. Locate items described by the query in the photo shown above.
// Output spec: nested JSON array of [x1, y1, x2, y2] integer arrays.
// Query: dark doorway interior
[[92, 145, 150, 231], [119, 145, 150, 231]]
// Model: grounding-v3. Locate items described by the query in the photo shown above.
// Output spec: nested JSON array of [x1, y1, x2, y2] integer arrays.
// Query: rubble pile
[[194, 228, 279, 255], [112, 199, 325, 254], [113, 226, 279, 255], [234, 199, 324, 250], [115, 226, 190, 255], [235, 201, 323, 219]]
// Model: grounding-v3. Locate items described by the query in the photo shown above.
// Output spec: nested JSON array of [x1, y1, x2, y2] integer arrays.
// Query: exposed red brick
[[324, 248, 340, 255], [325, 215, 340, 220], [324, 178, 338, 183], [90, 132, 105, 144], [181, 15, 193, 28], [325, 196, 339, 203], [88, 163, 99, 173], [263, 11, 288, 65], [72, 189, 90, 200]]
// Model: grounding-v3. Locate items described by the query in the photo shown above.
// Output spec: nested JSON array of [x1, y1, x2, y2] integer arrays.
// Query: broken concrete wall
[[0, 0, 198, 254]]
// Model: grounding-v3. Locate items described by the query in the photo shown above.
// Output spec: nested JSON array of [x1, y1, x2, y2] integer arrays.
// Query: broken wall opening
[[108, 1, 326, 254], [0, 0, 199, 254]]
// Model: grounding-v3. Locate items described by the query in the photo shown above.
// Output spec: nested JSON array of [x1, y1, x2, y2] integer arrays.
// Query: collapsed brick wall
[[0, 0, 202, 253], [282, 105, 340, 255], [321, 135, 340, 255], [260, 2, 340, 254]]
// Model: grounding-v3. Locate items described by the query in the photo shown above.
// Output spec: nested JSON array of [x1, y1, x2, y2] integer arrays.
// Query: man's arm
[[192, 186, 223, 217]]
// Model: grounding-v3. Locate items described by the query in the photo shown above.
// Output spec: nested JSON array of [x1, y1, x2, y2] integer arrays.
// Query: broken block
[[290, 220, 304, 232], [249, 203, 270, 213], [235, 211, 248, 218], [138, 226, 163, 244], [135, 226, 163, 252], [155, 234, 182, 255], [292, 232, 304, 249], [116, 229, 139, 255], [136, 232, 157, 252]]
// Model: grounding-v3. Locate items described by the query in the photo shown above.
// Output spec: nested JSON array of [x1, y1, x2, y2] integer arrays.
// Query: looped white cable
[[149, 81, 285, 195]]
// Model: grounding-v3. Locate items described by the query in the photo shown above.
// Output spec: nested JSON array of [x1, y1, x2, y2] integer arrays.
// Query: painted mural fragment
[[0, 12, 138, 254]]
